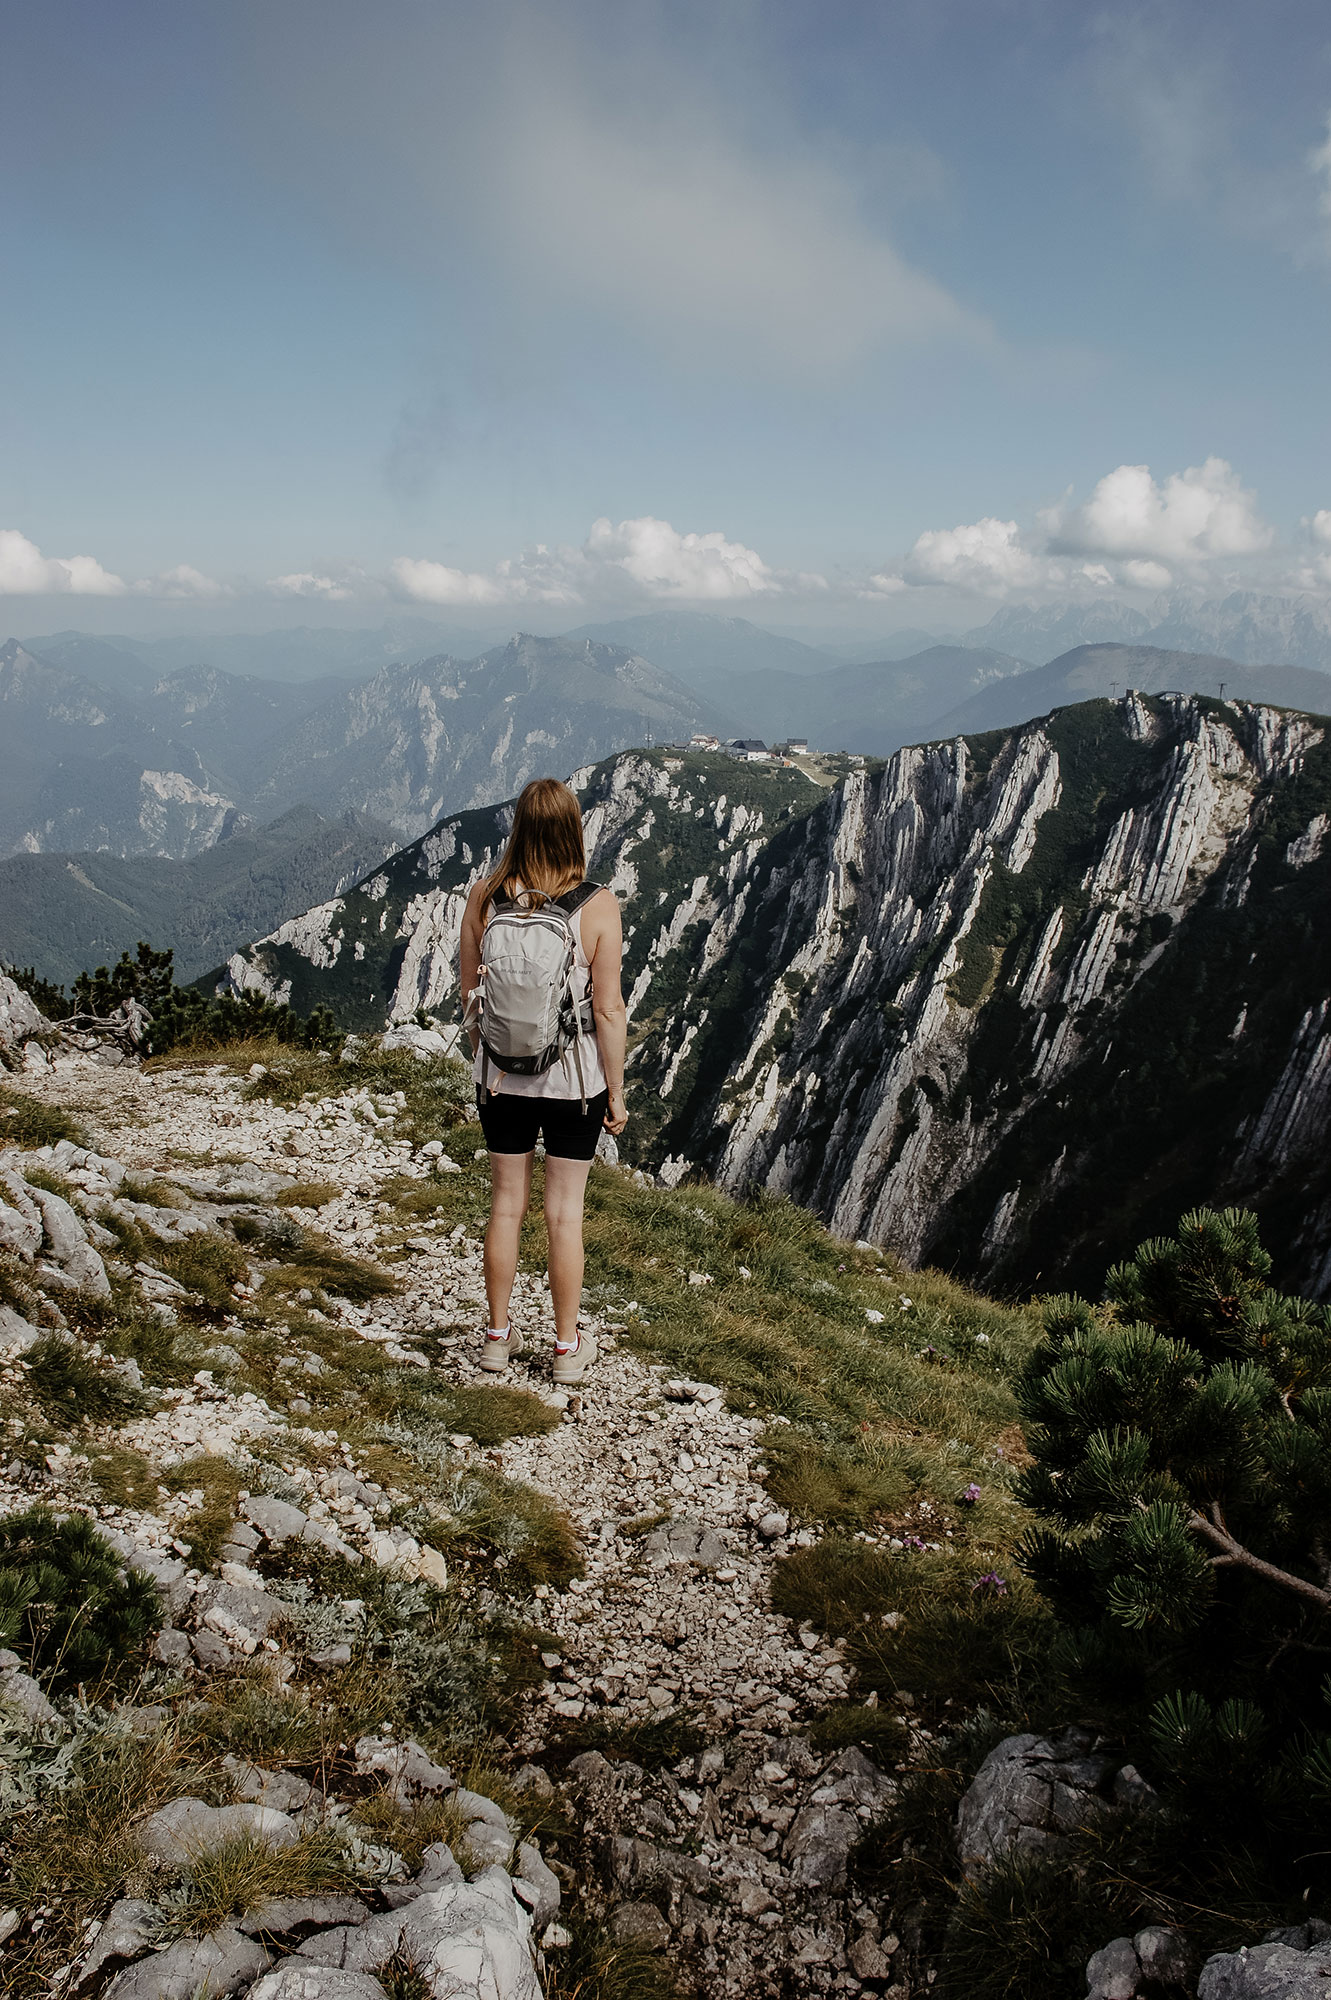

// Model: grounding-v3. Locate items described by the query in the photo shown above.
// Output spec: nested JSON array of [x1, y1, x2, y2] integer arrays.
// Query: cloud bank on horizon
[[7, 457, 1331, 613]]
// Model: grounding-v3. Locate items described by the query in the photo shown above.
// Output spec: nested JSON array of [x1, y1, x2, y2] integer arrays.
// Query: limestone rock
[[101, 1926, 271, 2000], [74, 1897, 162, 1988], [955, 1728, 1119, 1878], [353, 1734, 453, 1803], [29, 1182, 111, 1295], [0, 974, 45, 1045], [1199, 1939, 1331, 1999], [249, 1970, 390, 2000], [784, 1802, 862, 1891], [0, 1301, 41, 1360], [0, 1652, 59, 1728], [454, 1786, 514, 1832], [464, 1820, 515, 1871], [609, 1901, 671, 1951], [382, 1842, 463, 1909], [1134, 1925, 1196, 1985], [222, 1757, 316, 1814], [512, 1844, 560, 1927], [0, 1171, 43, 1261], [296, 1867, 541, 2000], [237, 1898, 371, 1939], [1086, 1936, 1145, 2000], [138, 1798, 301, 1868]]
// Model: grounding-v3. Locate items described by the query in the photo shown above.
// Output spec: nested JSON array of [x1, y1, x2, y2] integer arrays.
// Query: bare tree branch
[[1189, 1505, 1331, 1612]]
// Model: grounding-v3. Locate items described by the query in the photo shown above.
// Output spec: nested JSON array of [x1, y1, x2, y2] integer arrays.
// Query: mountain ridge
[[219, 696, 1331, 1296]]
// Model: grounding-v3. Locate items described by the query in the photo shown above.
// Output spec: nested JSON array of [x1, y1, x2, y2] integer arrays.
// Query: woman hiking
[[460, 777, 628, 1386]]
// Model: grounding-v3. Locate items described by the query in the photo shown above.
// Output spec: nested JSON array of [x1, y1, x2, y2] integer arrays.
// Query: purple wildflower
[[971, 1571, 1007, 1597]]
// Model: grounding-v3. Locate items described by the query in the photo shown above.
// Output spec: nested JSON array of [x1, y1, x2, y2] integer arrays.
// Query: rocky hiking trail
[[0, 1044, 928, 1999]]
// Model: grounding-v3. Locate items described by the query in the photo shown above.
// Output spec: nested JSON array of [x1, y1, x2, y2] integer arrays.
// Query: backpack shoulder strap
[[555, 879, 603, 917]]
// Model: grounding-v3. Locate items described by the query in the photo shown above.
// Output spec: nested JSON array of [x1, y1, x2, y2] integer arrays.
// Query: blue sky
[[4, 0, 1331, 633]]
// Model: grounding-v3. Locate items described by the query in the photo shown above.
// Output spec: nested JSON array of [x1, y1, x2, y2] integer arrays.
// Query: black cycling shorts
[[477, 1087, 609, 1161]]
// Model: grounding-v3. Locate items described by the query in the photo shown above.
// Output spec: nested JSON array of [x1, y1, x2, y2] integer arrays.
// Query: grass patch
[[806, 1702, 913, 1766], [426, 1383, 560, 1446], [548, 1707, 707, 1771], [349, 1787, 474, 1871], [156, 1233, 249, 1311], [86, 1443, 160, 1510], [274, 1180, 341, 1208], [410, 1463, 583, 1595], [20, 1165, 75, 1201], [161, 1455, 247, 1569], [259, 1230, 397, 1304], [0, 1254, 61, 1328], [1, 1721, 223, 1995], [543, 1922, 684, 2000], [0, 1084, 83, 1148], [24, 1334, 149, 1428], [121, 1175, 187, 1208], [166, 1823, 358, 1935], [772, 1539, 1055, 1720], [188, 1660, 388, 1775]]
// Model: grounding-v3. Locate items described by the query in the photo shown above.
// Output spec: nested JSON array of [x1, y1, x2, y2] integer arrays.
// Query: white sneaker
[[480, 1326, 523, 1374], [552, 1327, 597, 1386]]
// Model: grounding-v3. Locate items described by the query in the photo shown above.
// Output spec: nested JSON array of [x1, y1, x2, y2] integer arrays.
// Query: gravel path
[[9, 1051, 907, 1996]]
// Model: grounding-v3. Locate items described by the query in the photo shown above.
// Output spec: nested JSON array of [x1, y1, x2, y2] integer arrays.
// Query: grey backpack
[[467, 881, 601, 1106]]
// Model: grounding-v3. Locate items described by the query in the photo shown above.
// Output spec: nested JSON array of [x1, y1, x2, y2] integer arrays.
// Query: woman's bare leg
[[484, 1151, 534, 1331], [542, 1154, 594, 1345]]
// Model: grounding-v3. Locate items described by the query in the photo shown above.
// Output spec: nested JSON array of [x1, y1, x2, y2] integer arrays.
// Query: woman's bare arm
[[584, 889, 628, 1134], [459, 881, 487, 1057]]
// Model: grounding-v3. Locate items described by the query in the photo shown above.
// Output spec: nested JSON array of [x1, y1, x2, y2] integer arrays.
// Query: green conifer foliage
[[1018, 1208, 1331, 1653], [0, 1509, 161, 1689]]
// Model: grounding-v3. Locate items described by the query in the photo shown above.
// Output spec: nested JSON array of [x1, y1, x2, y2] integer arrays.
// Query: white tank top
[[474, 894, 609, 1100]]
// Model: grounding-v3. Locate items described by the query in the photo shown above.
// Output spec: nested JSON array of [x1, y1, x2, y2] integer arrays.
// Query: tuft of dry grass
[[349, 1787, 475, 1871], [273, 1180, 342, 1208], [164, 1824, 358, 1936], [160, 1454, 247, 1568], [0, 1083, 84, 1148]]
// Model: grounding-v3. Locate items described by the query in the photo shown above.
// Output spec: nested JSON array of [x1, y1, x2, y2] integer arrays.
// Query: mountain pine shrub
[[1015, 1205, 1331, 1906], [0, 1508, 161, 1689], [52, 939, 344, 1055]]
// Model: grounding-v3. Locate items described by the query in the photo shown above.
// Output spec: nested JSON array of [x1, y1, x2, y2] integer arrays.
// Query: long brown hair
[[481, 778, 586, 915]]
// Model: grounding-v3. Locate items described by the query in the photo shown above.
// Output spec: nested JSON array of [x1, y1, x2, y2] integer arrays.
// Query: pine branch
[[1189, 1501, 1331, 1613]]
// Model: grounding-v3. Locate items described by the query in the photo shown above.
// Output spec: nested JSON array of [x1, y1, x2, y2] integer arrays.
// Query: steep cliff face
[[639, 694, 1331, 1297], [223, 695, 1331, 1296], [218, 751, 823, 1032]]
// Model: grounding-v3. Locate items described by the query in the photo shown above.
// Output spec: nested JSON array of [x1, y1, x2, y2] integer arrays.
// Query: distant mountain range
[[0, 632, 721, 860], [0, 805, 398, 987], [7, 604, 1331, 873], [929, 643, 1331, 738], [965, 589, 1331, 673], [21, 619, 507, 692]]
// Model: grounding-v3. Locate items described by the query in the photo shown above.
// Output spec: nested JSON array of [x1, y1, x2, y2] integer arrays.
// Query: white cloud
[[896, 517, 1050, 594], [583, 517, 781, 599], [269, 571, 357, 602], [143, 563, 228, 599], [0, 528, 127, 596], [871, 457, 1277, 602], [392, 515, 806, 609], [1047, 458, 1272, 568]]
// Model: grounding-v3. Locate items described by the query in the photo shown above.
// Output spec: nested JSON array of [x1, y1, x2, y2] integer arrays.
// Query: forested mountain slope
[[223, 696, 1331, 1296], [0, 805, 397, 985]]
